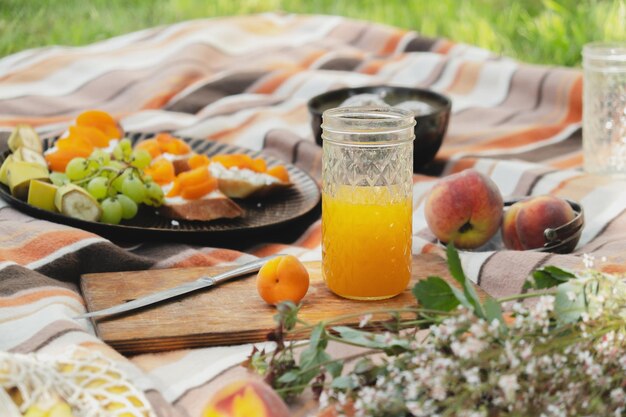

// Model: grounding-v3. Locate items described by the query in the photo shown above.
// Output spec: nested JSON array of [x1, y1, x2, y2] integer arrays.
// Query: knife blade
[[74, 255, 279, 320]]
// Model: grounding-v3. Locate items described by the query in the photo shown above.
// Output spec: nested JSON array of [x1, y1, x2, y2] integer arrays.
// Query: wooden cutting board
[[81, 254, 484, 354]]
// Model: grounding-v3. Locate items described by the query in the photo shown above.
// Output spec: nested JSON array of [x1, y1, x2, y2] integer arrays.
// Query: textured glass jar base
[[323, 284, 407, 301]]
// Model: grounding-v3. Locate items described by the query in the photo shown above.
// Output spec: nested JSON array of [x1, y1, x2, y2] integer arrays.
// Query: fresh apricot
[[256, 255, 309, 305], [266, 165, 290, 183], [144, 158, 176, 185], [202, 378, 290, 417], [76, 109, 122, 139]]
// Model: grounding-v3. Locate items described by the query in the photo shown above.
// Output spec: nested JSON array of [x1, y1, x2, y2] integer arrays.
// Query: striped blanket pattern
[[1, 13, 625, 416]]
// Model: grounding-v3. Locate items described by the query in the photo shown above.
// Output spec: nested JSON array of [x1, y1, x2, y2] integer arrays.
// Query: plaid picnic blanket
[[1, 13, 625, 416]]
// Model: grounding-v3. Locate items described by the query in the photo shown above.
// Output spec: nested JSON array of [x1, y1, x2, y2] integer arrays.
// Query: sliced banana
[[8, 125, 43, 154], [12, 147, 48, 169], [28, 180, 58, 212], [0, 155, 15, 186], [6, 161, 50, 200], [54, 184, 102, 222]]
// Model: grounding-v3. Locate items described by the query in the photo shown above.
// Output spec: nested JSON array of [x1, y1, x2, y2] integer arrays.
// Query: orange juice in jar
[[321, 107, 415, 300]]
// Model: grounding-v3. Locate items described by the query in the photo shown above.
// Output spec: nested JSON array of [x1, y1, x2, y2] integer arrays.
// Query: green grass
[[1, 0, 625, 66]]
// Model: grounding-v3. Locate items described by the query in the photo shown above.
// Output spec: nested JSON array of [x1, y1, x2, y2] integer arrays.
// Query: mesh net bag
[[0, 346, 154, 417]]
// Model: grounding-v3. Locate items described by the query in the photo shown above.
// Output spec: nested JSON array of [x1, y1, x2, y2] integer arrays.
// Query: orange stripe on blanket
[[438, 124, 570, 158], [253, 69, 300, 94], [251, 244, 289, 258], [294, 221, 321, 249], [0, 229, 97, 264], [380, 30, 408, 55], [301, 50, 328, 68], [434, 39, 455, 54], [601, 264, 626, 275], [448, 158, 478, 174], [169, 249, 243, 268], [446, 61, 483, 95], [360, 59, 386, 75], [142, 72, 204, 110], [0, 287, 83, 308], [547, 153, 583, 170]]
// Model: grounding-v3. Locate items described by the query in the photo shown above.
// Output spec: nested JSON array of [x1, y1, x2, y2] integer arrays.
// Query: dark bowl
[[307, 85, 452, 172]]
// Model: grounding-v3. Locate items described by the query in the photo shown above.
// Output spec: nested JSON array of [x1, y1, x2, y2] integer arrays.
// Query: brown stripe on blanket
[[454, 126, 582, 166], [317, 56, 364, 71], [441, 69, 580, 152], [577, 208, 626, 254], [510, 166, 556, 196], [8, 320, 87, 353], [35, 241, 154, 284], [327, 20, 371, 49], [477, 251, 552, 297], [0, 265, 77, 296], [351, 23, 403, 54], [262, 128, 304, 163], [0, 57, 210, 117], [414, 55, 450, 88], [165, 70, 268, 114], [403, 35, 440, 52], [450, 66, 549, 128], [293, 140, 322, 181], [509, 68, 581, 125]]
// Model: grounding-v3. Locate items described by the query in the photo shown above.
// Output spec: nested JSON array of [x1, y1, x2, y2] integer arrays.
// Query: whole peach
[[203, 378, 290, 417], [502, 195, 575, 250], [424, 169, 504, 249]]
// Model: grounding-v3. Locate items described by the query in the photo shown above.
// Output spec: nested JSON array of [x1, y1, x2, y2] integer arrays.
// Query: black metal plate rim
[[0, 132, 321, 240]]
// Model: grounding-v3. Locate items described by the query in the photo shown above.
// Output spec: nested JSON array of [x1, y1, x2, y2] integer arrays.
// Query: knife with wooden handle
[[74, 255, 278, 320]]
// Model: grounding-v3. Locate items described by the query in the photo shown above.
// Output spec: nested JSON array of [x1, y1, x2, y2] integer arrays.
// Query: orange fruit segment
[[249, 158, 266, 173], [144, 158, 176, 185], [167, 166, 217, 199], [55, 136, 94, 156], [68, 125, 110, 147], [188, 154, 211, 169], [256, 255, 309, 305], [155, 133, 191, 155], [211, 154, 253, 170], [180, 177, 218, 199], [76, 109, 122, 139], [45, 149, 80, 172], [211, 153, 270, 173], [135, 139, 162, 159], [266, 165, 289, 183]]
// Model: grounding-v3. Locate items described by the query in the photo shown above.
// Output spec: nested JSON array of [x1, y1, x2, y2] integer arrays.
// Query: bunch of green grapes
[[50, 139, 165, 224]]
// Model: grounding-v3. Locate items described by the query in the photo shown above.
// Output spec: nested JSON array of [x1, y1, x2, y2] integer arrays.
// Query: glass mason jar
[[582, 42, 626, 176], [321, 107, 415, 300]]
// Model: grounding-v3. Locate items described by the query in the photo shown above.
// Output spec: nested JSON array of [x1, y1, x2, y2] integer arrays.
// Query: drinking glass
[[321, 107, 415, 300], [582, 42, 626, 176]]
